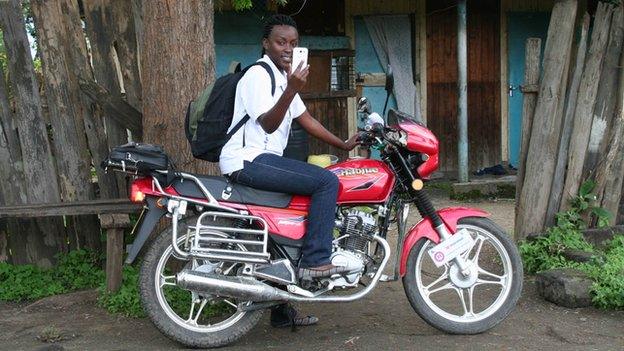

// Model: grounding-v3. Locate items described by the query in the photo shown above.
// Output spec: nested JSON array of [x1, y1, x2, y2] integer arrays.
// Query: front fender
[[399, 207, 489, 276]]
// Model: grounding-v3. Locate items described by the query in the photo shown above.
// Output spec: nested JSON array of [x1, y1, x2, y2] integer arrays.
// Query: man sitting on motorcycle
[[219, 14, 359, 326]]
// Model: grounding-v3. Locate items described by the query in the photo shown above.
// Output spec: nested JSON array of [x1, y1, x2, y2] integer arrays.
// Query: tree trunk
[[545, 13, 591, 227], [515, 0, 577, 240], [142, 0, 218, 174], [0, 0, 66, 267], [31, 0, 101, 251], [560, 3, 614, 211]]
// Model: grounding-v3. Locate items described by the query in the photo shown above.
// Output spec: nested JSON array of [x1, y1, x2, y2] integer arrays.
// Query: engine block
[[339, 209, 377, 254]]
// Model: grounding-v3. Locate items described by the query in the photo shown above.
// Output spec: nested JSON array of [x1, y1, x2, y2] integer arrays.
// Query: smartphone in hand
[[291, 47, 308, 74]]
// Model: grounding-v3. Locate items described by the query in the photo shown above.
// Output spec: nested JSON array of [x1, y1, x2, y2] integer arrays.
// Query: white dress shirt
[[219, 55, 306, 175]]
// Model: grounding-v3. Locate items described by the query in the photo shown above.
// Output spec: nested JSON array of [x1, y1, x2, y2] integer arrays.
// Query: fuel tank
[[328, 158, 395, 204]]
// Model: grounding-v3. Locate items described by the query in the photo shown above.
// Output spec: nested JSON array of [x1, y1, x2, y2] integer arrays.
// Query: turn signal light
[[129, 182, 146, 203]]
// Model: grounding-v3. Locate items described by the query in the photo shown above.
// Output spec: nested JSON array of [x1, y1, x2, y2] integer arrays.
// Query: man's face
[[263, 25, 299, 72]]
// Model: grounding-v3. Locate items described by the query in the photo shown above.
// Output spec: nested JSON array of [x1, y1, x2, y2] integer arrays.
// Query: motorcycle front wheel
[[403, 217, 523, 334], [138, 216, 263, 348]]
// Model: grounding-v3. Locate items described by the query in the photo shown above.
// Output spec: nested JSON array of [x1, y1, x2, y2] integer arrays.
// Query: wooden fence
[[515, 1, 624, 240], [0, 0, 143, 267]]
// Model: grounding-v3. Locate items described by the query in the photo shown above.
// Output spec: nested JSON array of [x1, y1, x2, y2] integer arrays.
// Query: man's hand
[[342, 134, 361, 151], [285, 62, 309, 94]]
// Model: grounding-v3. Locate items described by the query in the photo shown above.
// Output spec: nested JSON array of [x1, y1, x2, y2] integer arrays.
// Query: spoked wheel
[[139, 217, 263, 348], [403, 217, 523, 334]]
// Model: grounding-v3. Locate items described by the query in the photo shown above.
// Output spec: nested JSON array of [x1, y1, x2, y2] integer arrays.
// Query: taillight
[[129, 181, 146, 203]]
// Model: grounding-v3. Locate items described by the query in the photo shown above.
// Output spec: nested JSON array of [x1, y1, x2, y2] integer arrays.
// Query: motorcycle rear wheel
[[403, 217, 523, 334], [139, 216, 263, 348]]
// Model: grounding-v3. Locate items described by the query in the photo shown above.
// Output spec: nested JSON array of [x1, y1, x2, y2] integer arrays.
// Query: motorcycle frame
[[118, 140, 489, 301]]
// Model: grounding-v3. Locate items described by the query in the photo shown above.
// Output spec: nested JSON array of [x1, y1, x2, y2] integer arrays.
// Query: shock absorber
[[391, 151, 444, 229]]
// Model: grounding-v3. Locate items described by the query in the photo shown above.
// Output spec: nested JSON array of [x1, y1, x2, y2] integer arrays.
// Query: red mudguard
[[399, 207, 489, 276]]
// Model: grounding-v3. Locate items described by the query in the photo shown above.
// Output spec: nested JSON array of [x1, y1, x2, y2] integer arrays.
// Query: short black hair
[[262, 14, 298, 39]]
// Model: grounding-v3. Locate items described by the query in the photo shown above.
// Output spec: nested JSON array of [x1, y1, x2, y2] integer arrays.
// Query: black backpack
[[185, 61, 275, 162]]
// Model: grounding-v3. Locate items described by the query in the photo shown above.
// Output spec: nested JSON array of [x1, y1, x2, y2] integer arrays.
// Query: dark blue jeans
[[230, 153, 339, 268]]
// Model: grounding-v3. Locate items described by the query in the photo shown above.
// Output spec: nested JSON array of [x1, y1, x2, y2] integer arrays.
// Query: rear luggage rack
[[188, 211, 270, 264]]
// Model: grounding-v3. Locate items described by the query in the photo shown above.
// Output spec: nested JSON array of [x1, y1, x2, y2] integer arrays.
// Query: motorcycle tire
[[402, 217, 523, 334], [138, 216, 263, 348]]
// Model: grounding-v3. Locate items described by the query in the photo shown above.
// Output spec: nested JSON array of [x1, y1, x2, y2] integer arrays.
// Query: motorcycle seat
[[170, 174, 292, 208]]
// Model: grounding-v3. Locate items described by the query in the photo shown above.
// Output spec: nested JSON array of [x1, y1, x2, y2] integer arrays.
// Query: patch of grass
[[519, 180, 623, 309], [98, 265, 144, 318], [0, 250, 104, 302], [37, 326, 63, 343]]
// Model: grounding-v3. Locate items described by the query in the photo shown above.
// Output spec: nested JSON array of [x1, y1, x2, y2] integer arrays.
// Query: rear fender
[[125, 196, 167, 264], [399, 207, 489, 276]]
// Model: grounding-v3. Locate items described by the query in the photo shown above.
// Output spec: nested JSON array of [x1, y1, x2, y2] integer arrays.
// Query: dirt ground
[[1, 194, 623, 351]]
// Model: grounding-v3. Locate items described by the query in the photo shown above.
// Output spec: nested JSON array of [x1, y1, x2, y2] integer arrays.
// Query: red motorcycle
[[103, 73, 522, 348]]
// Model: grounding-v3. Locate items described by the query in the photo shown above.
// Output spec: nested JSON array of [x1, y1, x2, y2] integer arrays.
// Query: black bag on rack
[[103, 142, 171, 174]]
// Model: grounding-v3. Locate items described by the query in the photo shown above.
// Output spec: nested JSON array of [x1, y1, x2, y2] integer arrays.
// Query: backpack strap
[[253, 61, 276, 96], [228, 61, 277, 144]]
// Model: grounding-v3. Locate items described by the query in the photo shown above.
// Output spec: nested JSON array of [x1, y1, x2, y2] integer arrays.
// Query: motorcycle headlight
[[386, 130, 407, 147]]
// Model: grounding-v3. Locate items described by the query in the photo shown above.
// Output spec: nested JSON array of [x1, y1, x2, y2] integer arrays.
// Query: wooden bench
[[0, 199, 143, 292]]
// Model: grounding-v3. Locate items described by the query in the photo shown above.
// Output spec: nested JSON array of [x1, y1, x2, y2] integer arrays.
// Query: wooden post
[[545, 14, 591, 227], [514, 38, 542, 208], [560, 3, 614, 211], [457, 0, 469, 183], [515, 0, 577, 240], [593, 29, 624, 226], [585, 6, 624, 174], [99, 214, 131, 293]]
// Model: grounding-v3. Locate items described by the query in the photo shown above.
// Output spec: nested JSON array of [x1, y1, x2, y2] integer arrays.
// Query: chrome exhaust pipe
[[176, 270, 291, 302], [177, 235, 391, 303]]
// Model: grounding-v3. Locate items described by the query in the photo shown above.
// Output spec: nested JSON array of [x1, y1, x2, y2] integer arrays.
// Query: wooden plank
[[32, 0, 102, 251], [593, 32, 624, 226], [99, 213, 132, 229], [584, 6, 624, 174], [0, 64, 27, 206], [545, 14, 590, 227], [515, 0, 577, 240], [79, 78, 143, 139], [593, 111, 624, 226], [0, 0, 61, 204], [560, 2, 614, 212], [105, 228, 125, 292], [82, 0, 137, 194], [0, 199, 142, 219], [514, 38, 542, 226]]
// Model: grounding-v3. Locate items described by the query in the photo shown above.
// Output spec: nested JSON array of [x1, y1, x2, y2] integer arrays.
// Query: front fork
[[391, 150, 472, 275]]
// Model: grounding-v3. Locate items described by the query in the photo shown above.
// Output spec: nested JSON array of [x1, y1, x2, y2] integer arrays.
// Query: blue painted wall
[[214, 13, 264, 75], [214, 12, 351, 75]]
